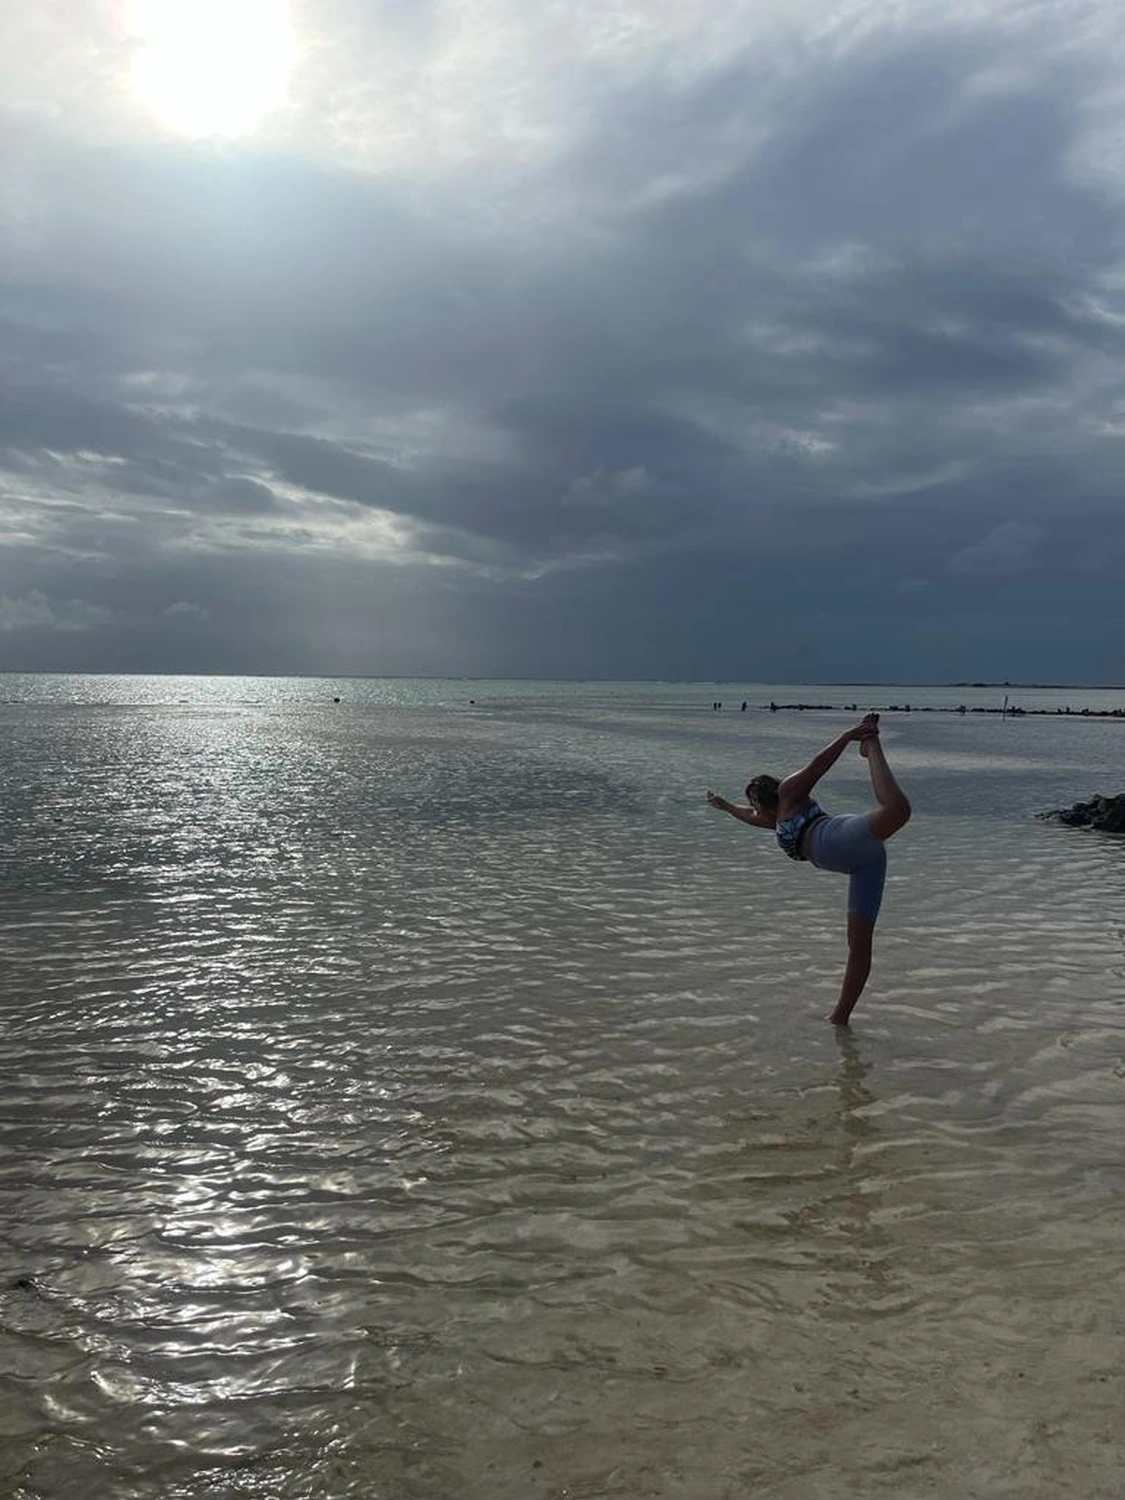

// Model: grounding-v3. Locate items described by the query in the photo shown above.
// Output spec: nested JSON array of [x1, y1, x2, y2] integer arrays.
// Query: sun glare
[[128, 0, 296, 138]]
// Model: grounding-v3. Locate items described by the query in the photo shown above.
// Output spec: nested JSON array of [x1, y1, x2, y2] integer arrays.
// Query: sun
[[128, 0, 296, 138]]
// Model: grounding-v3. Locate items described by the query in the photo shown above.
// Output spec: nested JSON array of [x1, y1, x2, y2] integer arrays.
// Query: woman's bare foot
[[826, 1009, 850, 1026]]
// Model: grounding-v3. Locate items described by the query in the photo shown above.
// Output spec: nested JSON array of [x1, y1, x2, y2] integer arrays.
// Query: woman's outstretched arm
[[705, 790, 773, 827]]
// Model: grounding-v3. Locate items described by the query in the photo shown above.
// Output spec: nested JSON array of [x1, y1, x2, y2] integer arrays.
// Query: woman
[[706, 713, 911, 1025]]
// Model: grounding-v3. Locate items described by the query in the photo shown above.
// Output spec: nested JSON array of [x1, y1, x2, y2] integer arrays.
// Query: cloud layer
[[2, 1, 1124, 679]]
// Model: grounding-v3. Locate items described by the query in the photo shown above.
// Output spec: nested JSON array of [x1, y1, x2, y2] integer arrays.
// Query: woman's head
[[745, 773, 780, 812]]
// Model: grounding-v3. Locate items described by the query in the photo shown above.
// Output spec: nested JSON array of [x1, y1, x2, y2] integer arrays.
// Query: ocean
[[1, 676, 1123, 1499]]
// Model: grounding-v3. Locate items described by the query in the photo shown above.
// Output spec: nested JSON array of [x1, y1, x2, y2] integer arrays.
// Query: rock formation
[[1040, 794, 1125, 832]]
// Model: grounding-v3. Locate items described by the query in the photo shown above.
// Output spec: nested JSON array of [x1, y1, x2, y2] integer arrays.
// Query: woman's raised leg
[[860, 719, 911, 841]]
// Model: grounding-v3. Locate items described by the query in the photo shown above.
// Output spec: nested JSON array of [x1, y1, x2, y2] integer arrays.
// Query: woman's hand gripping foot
[[857, 712, 880, 758]]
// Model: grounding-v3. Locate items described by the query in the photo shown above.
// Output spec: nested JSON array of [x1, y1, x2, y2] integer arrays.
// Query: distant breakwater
[[707, 700, 1125, 720]]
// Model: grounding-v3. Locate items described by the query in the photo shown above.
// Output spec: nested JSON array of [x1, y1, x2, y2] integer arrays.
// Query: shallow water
[[1, 679, 1123, 1498]]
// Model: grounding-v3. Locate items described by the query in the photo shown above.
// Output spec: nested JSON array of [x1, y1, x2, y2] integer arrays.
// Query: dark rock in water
[[1040, 794, 1125, 832]]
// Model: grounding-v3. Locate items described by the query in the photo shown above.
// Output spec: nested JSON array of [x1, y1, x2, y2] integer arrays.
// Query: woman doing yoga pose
[[706, 714, 911, 1026]]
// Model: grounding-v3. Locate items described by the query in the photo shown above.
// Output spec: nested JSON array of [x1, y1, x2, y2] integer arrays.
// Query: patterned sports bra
[[775, 800, 827, 861]]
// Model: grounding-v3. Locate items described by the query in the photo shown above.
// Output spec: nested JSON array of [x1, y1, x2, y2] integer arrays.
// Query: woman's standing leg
[[829, 914, 875, 1026]]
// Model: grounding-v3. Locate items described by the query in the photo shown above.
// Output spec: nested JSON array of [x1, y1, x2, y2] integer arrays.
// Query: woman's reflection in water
[[810, 1028, 907, 1313]]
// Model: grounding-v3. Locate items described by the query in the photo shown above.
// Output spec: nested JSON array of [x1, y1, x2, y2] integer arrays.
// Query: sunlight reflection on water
[[1, 681, 1123, 1497]]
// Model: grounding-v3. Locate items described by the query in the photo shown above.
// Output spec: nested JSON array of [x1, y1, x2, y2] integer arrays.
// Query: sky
[[2, 0, 1124, 683]]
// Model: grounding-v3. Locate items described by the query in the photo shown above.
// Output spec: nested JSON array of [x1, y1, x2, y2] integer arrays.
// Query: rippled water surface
[[2, 677, 1123, 1499]]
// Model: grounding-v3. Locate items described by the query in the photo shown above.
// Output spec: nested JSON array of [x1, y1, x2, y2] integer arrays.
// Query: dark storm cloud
[[2, 4, 1125, 677], [0, 385, 180, 464], [212, 423, 406, 509]]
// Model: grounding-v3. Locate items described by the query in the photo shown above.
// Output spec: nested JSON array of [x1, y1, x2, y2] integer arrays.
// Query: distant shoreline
[[0, 670, 1124, 690], [759, 701, 1125, 719], [822, 681, 1125, 691]]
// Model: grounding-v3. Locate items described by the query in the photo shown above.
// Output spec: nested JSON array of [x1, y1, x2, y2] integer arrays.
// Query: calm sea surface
[[1, 677, 1123, 1499]]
